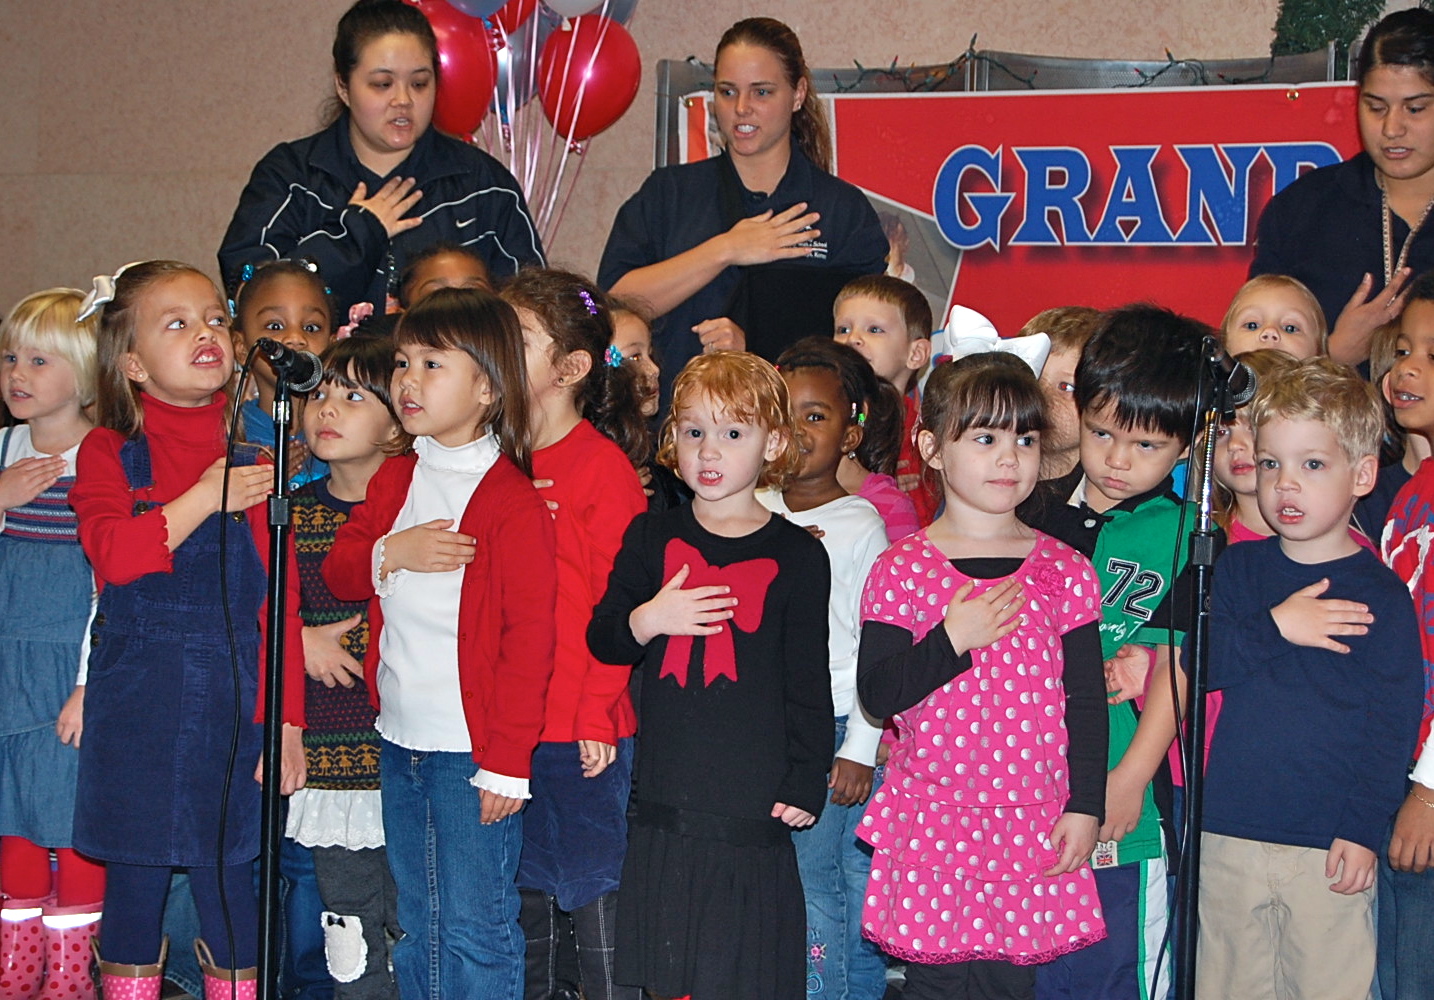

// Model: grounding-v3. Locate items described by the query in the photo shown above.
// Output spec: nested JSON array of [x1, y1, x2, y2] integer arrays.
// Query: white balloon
[[543, 0, 598, 16]]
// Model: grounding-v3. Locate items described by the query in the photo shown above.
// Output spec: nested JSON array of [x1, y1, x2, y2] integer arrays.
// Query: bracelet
[[1411, 788, 1434, 810]]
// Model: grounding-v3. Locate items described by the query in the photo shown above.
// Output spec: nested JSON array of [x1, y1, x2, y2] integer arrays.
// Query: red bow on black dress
[[657, 538, 778, 688]]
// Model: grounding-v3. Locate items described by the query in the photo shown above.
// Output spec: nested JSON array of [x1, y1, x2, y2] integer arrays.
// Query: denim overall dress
[[0, 427, 90, 846], [73, 435, 266, 866]]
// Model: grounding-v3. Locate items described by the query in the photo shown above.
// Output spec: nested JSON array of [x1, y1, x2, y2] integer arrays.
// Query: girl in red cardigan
[[502, 270, 648, 1000], [321, 287, 556, 1000]]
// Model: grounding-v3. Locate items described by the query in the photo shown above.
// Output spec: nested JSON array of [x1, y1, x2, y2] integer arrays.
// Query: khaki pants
[[1196, 832, 1374, 1000]]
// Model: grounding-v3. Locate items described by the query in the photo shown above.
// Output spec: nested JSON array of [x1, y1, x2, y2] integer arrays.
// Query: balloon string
[[521, 14, 544, 196], [533, 17, 578, 230], [537, 4, 611, 235], [533, 10, 578, 226], [546, 138, 590, 245]]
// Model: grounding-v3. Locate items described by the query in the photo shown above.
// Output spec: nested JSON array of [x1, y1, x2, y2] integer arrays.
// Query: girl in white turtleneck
[[322, 287, 557, 999]]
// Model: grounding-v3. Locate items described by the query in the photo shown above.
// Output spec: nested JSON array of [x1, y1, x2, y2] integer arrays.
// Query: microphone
[[253, 338, 323, 394], [1202, 337, 1257, 412]]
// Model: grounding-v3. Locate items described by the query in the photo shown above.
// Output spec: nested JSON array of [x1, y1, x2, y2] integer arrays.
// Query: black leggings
[[100, 861, 257, 968], [903, 958, 1035, 1000]]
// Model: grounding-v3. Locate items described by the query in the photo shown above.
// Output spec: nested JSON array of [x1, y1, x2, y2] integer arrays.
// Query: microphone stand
[[1173, 354, 1234, 1000], [257, 377, 294, 1000]]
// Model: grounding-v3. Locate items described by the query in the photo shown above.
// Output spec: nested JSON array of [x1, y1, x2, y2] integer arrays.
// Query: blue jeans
[[161, 873, 204, 997], [1378, 817, 1434, 1000], [380, 741, 524, 1000], [281, 836, 335, 999], [794, 719, 886, 1000]]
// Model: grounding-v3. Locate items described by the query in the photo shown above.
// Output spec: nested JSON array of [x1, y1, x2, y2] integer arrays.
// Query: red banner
[[832, 83, 1361, 334]]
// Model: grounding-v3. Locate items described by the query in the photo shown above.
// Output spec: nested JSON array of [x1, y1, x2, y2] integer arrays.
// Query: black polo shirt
[[1250, 152, 1434, 333], [598, 141, 887, 392]]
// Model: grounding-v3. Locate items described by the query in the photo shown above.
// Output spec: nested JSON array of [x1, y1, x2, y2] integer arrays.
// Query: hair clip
[[337, 301, 375, 341], [227, 298, 237, 319], [77, 261, 146, 322], [294, 256, 320, 274], [604, 344, 624, 368], [239, 262, 255, 283], [578, 289, 599, 316]]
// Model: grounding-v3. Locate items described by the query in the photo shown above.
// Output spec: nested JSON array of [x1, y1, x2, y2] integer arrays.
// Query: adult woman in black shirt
[[1251, 8, 1434, 366], [599, 17, 886, 390]]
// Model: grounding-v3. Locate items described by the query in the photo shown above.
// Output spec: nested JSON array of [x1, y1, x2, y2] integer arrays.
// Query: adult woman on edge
[[1251, 8, 1434, 367], [598, 17, 888, 392], [219, 0, 544, 317]]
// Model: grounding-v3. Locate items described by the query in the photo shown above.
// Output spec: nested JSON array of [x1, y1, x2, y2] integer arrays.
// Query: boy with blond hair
[[833, 274, 934, 522], [1198, 358, 1422, 1000]]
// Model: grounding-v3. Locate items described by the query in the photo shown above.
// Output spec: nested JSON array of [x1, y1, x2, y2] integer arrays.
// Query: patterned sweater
[[293, 478, 379, 791]]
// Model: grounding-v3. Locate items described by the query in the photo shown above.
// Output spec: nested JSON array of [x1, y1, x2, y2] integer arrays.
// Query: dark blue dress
[[73, 437, 266, 867]]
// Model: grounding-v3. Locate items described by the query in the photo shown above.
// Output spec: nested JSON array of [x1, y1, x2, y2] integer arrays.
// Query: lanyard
[[1382, 186, 1434, 286]]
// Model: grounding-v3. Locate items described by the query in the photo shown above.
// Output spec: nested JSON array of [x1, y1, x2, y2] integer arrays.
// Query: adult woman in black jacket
[[219, 0, 544, 316]]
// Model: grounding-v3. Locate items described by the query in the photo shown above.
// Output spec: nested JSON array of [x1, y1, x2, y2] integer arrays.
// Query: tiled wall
[[0, 0, 1279, 312]]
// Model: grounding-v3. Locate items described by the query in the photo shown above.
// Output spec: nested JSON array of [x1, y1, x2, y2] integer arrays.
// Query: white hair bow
[[929, 304, 1051, 377], [77, 261, 147, 322]]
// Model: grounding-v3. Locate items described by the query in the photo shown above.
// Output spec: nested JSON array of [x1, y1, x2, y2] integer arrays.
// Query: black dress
[[588, 505, 834, 999]]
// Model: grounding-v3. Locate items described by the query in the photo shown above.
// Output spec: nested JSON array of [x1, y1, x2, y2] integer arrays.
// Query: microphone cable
[[211, 355, 257, 986]]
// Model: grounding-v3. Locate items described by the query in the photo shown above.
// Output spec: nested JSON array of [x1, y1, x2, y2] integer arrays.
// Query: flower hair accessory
[[77, 261, 147, 322], [578, 289, 599, 316], [604, 344, 624, 368], [337, 301, 375, 340]]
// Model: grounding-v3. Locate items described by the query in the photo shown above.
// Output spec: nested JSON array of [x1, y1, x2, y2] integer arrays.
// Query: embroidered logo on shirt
[[796, 230, 829, 260]]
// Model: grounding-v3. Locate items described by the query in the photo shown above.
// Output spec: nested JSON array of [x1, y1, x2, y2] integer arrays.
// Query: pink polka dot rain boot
[[37, 903, 100, 1000], [194, 939, 257, 1000], [0, 898, 46, 1000], [91, 937, 165, 1000]]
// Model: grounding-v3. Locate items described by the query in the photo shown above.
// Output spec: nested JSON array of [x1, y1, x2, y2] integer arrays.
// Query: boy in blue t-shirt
[[1197, 358, 1422, 999]]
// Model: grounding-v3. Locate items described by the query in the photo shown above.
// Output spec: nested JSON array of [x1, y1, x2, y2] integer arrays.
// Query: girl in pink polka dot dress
[[853, 354, 1109, 1000]]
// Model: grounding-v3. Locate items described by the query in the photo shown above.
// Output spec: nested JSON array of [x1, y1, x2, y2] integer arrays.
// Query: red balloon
[[492, 0, 539, 35], [407, 0, 499, 135], [536, 15, 641, 142]]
